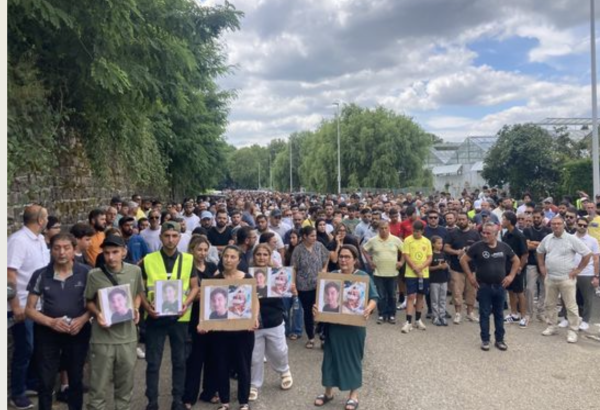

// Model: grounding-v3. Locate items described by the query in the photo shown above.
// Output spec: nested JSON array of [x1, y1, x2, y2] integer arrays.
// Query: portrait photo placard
[[154, 280, 183, 316], [199, 278, 257, 331], [98, 284, 134, 327], [315, 273, 370, 327], [267, 267, 294, 298], [249, 267, 269, 298]]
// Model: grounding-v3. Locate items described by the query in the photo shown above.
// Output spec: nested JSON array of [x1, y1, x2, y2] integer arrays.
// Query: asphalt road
[[9, 298, 600, 410]]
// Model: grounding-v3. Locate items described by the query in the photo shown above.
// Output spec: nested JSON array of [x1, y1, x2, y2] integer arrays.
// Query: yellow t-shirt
[[588, 215, 600, 246], [363, 235, 403, 277], [301, 219, 315, 228], [403, 235, 433, 279]]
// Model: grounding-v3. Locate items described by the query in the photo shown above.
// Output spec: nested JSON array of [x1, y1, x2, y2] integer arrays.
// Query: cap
[[474, 200, 482, 210], [543, 197, 553, 204], [481, 210, 491, 217], [200, 211, 213, 220], [101, 235, 126, 248], [161, 221, 181, 234], [270, 209, 282, 217], [128, 201, 139, 208]]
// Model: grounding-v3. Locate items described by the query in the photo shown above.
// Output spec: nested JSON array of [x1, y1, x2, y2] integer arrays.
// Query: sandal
[[211, 395, 220, 404], [184, 404, 192, 410], [345, 399, 359, 410], [239, 405, 250, 410], [306, 339, 315, 349], [314, 394, 334, 407], [249, 387, 258, 401], [289, 334, 298, 341], [217, 405, 230, 410], [280, 371, 293, 390]]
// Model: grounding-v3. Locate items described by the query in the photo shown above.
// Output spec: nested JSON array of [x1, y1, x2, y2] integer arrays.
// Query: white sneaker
[[567, 330, 578, 343], [453, 313, 461, 324], [415, 319, 426, 330], [401, 321, 412, 333], [542, 326, 557, 336], [398, 301, 407, 310], [466, 312, 479, 323], [579, 321, 590, 331], [136, 347, 146, 359], [558, 319, 569, 328]]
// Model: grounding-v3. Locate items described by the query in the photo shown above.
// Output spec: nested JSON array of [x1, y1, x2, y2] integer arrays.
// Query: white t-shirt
[[7, 227, 51, 309], [182, 213, 201, 233], [574, 234, 600, 277], [271, 251, 283, 268], [177, 232, 192, 254], [140, 227, 162, 252]]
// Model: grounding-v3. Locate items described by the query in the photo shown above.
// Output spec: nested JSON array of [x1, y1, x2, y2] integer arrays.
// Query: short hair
[[430, 235, 443, 244], [88, 208, 106, 223], [70, 222, 95, 239], [255, 214, 267, 223], [412, 220, 424, 231], [360, 207, 372, 216], [230, 209, 241, 217], [236, 226, 253, 245], [339, 244, 359, 260], [163, 282, 177, 293], [301, 226, 316, 238], [210, 287, 227, 301], [118, 216, 136, 227], [259, 232, 275, 244], [503, 211, 517, 226], [216, 209, 228, 218], [50, 232, 77, 249], [46, 216, 60, 230], [324, 281, 340, 293], [532, 208, 545, 217], [405, 206, 416, 217], [108, 288, 128, 302]]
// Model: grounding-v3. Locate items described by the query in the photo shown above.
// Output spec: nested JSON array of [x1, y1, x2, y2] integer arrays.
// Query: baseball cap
[[270, 209, 282, 217], [200, 211, 213, 220], [101, 235, 126, 248], [161, 221, 181, 234], [543, 197, 553, 204], [481, 210, 491, 217]]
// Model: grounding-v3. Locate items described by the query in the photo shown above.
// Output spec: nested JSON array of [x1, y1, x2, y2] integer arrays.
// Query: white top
[[269, 222, 292, 240], [177, 232, 192, 254], [140, 227, 162, 252], [537, 232, 592, 278], [7, 226, 51, 309], [574, 234, 599, 277], [182, 213, 200, 233], [271, 251, 283, 268]]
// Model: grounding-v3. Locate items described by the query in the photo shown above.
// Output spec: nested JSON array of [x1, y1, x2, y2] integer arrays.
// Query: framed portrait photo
[[199, 278, 257, 331], [98, 284, 134, 327], [249, 267, 269, 298], [154, 280, 183, 316], [315, 273, 370, 327], [267, 267, 294, 298]]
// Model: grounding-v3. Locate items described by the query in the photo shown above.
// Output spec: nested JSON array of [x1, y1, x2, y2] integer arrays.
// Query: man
[[207, 209, 234, 253], [573, 217, 600, 331], [106, 206, 118, 228], [175, 218, 192, 253], [542, 198, 556, 220], [424, 210, 448, 244], [388, 208, 402, 238], [241, 201, 256, 228], [256, 214, 285, 260], [284, 212, 304, 245], [444, 212, 481, 324], [564, 207, 578, 234], [86, 208, 107, 267], [557, 201, 569, 219], [460, 223, 520, 351], [230, 209, 244, 230], [26, 233, 91, 410], [401, 221, 433, 333], [7, 205, 51, 409], [537, 216, 592, 343], [399, 206, 422, 239], [200, 211, 214, 231], [141, 221, 199, 410], [354, 208, 373, 244], [501, 212, 529, 327], [342, 204, 360, 235], [138, 217, 150, 232], [141, 198, 153, 215], [85, 235, 144, 410], [523, 209, 552, 322], [119, 216, 149, 264], [585, 201, 600, 245], [235, 226, 258, 273], [444, 211, 457, 232], [268, 209, 291, 241], [70, 222, 95, 266], [182, 201, 200, 233], [140, 210, 163, 253], [474, 201, 500, 225], [362, 221, 404, 324], [492, 197, 512, 221]]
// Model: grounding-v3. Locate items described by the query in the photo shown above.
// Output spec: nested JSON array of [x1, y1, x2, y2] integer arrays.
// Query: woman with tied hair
[[248, 244, 295, 402], [316, 218, 333, 247], [313, 245, 378, 410]]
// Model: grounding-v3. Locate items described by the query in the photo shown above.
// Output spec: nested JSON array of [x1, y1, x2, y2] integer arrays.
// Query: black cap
[[101, 235, 126, 248]]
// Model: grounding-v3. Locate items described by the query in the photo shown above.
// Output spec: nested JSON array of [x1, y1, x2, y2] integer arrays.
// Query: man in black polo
[[25, 233, 91, 410], [501, 211, 529, 327], [460, 223, 520, 351]]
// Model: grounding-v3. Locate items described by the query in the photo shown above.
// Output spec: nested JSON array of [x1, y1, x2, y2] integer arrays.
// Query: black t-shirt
[[446, 229, 481, 272], [429, 252, 449, 283], [207, 226, 233, 247], [501, 228, 527, 272], [467, 241, 515, 285], [523, 225, 552, 265], [326, 234, 362, 272]]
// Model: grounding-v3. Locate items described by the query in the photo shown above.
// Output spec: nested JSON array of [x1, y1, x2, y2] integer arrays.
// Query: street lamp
[[332, 101, 342, 195], [591, 0, 600, 198], [289, 135, 293, 193]]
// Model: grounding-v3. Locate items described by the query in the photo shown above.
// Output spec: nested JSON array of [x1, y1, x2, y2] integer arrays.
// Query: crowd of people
[[7, 187, 600, 410]]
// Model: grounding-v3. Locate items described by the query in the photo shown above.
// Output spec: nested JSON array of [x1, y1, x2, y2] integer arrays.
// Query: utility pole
[[289, 136, 293, 193], [258, 162, 261, 190], [591, 0, 600, 197], [332, 102, 342, 195]]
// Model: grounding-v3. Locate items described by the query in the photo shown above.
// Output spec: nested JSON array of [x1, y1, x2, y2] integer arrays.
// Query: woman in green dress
[[312, 244, 378, 410]]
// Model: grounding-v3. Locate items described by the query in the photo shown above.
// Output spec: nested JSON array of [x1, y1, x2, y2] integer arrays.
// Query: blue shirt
[[127, 234, 149, 264]]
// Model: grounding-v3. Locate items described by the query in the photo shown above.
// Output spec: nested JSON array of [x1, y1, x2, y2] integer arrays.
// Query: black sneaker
[[377, 316, 384, 324], [426, 311, 433, 319], [481, 341, 490, 351], [56, 387, 69, 403], [388, 316, 396, 325], [495, 341, 508, 351]]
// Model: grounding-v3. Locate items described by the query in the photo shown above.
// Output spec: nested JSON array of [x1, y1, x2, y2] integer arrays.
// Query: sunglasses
[[428, 216, 438, 219], [149, 216, 160, 220], [577, 224, 588, 228], [565, 215, 576, 219]]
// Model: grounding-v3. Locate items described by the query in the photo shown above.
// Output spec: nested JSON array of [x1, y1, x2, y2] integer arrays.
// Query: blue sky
[[211, 0, 596, 145]]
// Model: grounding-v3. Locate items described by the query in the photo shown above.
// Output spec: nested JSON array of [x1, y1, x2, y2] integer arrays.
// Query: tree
[[558, 159, 593, 199], [482, 124, 560, 199]]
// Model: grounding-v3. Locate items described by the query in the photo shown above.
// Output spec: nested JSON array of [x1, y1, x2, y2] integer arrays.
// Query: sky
[[209, 0, 597, 146]]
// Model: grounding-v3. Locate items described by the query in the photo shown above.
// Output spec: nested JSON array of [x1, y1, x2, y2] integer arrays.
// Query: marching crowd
[[7, 188, 600, 410]]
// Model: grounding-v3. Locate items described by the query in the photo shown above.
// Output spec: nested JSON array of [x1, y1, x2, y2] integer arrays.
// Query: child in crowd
[[429, 236, 449, 326]]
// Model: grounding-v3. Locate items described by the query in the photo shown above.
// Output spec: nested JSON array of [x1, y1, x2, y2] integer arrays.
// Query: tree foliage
[[8, 0, 242, 195], [558, 159, 593, 199], [482, 124, 561, 199]]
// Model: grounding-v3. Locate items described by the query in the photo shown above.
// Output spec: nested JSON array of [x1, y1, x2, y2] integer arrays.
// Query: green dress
[[321, 270, 379, 391]]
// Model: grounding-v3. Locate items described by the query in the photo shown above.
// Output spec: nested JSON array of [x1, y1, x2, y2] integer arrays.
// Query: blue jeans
[[478, 283, 506, 343], [374, 276, 398, 318], [282, 297, 303, 337], [10, 317, 37, 398]]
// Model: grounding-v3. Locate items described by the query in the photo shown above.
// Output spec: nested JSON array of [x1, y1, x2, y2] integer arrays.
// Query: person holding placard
[[140, 221, 199, 410], [312, 245, 377, 410], [84, 235, 144, 410], [249, 244, 294, 402], [205, 245, 259, 410]]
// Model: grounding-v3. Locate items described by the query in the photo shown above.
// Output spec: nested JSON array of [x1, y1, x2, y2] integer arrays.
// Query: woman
[[284, 231, 300, 267], [312, 245, 378, 410], [183, 235, 219, 409], [259, 232, 283, 268], [283, 230, 303, 340], [316, 218, 332, 247], [327, 225, 362, 272], [291, 226, 330, 349], [200, 245, 258, 410], [249, 244, 294, 402]]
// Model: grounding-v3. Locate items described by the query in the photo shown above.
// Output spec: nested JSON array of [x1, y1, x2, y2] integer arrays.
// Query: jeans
[[35, 323, 90, 410], [374, 276, 398, 318], [478, 283, 506, 343], [145, 319, 188, 409], [10, 318, 37, 398], [298, 290, 316, 340], [282, 297, 303, 337]]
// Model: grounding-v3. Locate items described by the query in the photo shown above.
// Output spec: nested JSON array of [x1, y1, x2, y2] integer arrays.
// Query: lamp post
[[289, 136, 293, 193], [591, 0, 600, 197], [332, 101, 342, 195]]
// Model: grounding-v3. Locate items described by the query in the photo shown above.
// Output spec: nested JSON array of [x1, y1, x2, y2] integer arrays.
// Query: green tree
[[482, 124, 560, 199], [558, 159, 593, 199]]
